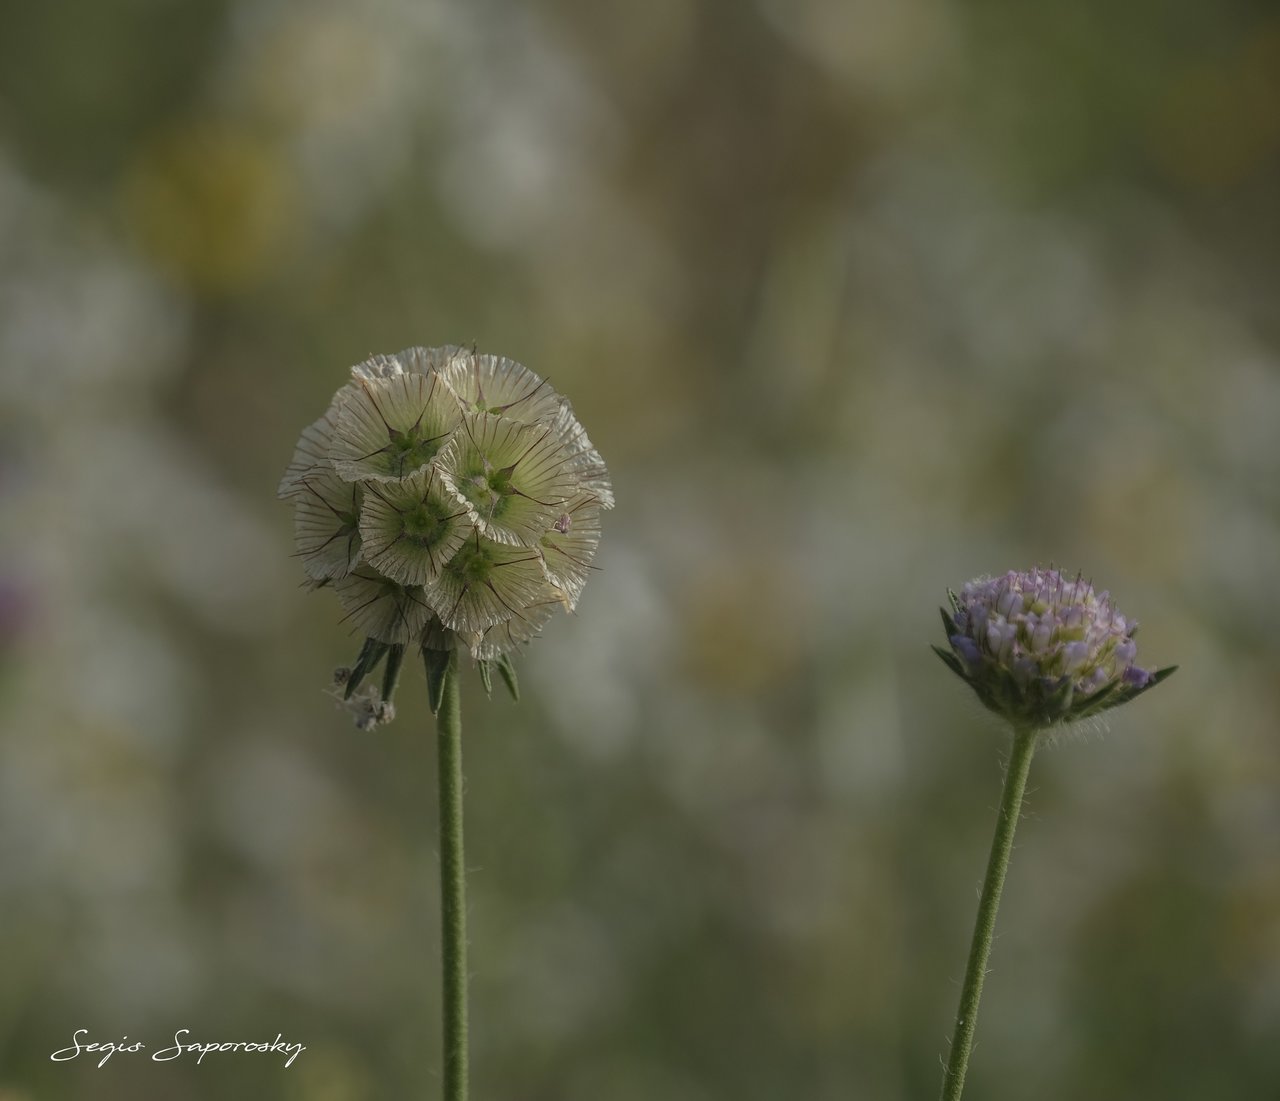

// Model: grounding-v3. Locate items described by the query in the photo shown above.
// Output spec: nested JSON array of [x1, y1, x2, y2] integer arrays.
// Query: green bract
[[279, 346, 612, 726]]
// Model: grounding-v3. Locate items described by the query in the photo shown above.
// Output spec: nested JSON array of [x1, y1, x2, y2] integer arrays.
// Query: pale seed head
[[281, 347, 614, 726]]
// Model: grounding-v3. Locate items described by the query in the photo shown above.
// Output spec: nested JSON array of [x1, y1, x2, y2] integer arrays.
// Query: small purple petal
[[951, 634, 982, 672], [1011, 656, 1037, 686], [1122, 665, 1152, 689], [996, 589, 1022, 617], [1062, 641, 1090, 672]]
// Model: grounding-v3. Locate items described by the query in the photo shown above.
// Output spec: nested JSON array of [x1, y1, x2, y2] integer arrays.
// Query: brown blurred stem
[[939, 724, 1038, 1101], [436, 649, 468, 1101]]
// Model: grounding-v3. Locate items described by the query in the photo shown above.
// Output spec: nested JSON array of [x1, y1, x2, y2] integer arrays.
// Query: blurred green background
[[2, 1, 1278, 1098]]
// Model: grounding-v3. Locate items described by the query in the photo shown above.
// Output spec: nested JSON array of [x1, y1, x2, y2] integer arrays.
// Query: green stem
[[436, 650, 468, 1101], [939, 725, 1038, 1101]]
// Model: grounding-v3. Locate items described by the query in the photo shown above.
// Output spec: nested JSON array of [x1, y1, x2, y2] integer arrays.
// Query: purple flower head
[[933, 567, 1176, 729]]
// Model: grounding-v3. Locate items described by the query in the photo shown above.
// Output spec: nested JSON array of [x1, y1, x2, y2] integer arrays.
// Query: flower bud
[[933, 568, 1175, 729]]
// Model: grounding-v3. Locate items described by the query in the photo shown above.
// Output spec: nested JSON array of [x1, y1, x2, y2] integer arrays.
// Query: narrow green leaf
[[496, 654, 520, 702], [1110, 666, 1176, 709], [932, 645, 966, 679], [1044, 676, 1074, 721], [423, 646, 451, 715], [345, 637, 390, 699], [380, 644, 406, 704], [1073, 680, 1120, 718], [477, 659, 494, 698]]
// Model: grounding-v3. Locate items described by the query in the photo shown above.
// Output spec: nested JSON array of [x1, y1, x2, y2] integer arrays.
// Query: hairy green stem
[[939, 725, 1038, 1101], [436, 650, 468, 1101]]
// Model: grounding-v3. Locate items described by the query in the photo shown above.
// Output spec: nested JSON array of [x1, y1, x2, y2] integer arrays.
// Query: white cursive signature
[[50, 1029, 306, 1068], [50, 1031, 143, 1068]]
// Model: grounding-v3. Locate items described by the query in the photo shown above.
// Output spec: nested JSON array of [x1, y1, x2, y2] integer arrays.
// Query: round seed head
[[439, 413, 576, 546], [334, 568, 432, 644], [539, 491, 602, 607], [426, 533, 551, 638], [467, 592, 563, 659], [282, 347, 615, 683], [329, 373, 463, 483], [547, 399, 614, 509], [358, 463, 474, 586], [442, 348, 564, 424], [277, 402, 342, 500], [292, 469, 364, 580], [350, 345, 462, 382]]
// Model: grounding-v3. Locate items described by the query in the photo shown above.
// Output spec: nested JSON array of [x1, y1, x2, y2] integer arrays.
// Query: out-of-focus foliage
[[2, 1, 1278, 1098]]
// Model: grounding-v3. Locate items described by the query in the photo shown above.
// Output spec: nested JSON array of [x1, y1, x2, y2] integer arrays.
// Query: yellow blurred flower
[[121, 120, 295, 293]]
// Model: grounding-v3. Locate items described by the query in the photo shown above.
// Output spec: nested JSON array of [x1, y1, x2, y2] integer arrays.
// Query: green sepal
[[1113, 664, 1178, 709], [380, 644, 406, 705], [932, 644, 966, 680], [988, 667, 1023, 722], [939, 606, 959, 639], [1077, 664, 1177, 718], [1043, 676, 1074, 721], [477, 659, 494, 698], [345, 637, 390, 699], [946, 587, 962, 614], [1073, 679, 1120, 719], [496, 653, 520, 702], [423, 645, 451, 715]]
